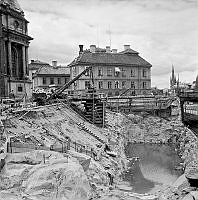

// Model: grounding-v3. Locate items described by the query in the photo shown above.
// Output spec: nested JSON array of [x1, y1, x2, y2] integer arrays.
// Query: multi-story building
[[0, 0, 33, 98], [32, 61, 70, 92], [68, 44, 152, 96]]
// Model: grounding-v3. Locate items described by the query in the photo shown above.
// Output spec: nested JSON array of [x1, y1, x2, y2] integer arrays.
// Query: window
[[85, 81, 90, 89], [122, 81, 126, 88], [115, 81, 119, 89], [18, 86, 23, 92], [43, 77, 46, 85], [98, 81, 103, 89], [143, 69, 147, 77], [115, 67, 120, 77], [131, 81, 135, 88], [131, 90, 135, 95], [58, 78, 61, 85], [50, 78, 54, 85], [85, 67, 90, 76], [74, 81, 77, 89], [73, 67, 77, 74], [98, 67, 103, 76], [108, 81, 112, 89], [115, 91, 119, 96], [11, 47, 18, 77], [143, 82, 147, 89], [108, 91, 112, 96], [131, 69, 135, 77], [107, 68, 113, 76], [122, 68, 126, 77], [14, 20, 19, 29]]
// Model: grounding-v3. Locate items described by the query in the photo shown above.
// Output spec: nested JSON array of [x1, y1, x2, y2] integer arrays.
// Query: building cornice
[[0, 5, 28, 22], [70, 62, 152, 68]]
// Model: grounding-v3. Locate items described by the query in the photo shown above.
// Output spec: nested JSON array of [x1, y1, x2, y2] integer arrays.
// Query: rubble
[[0, 101, 198, 200]]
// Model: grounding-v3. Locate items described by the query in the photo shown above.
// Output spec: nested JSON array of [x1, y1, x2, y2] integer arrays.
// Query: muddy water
[[123, 143, 183, 194]]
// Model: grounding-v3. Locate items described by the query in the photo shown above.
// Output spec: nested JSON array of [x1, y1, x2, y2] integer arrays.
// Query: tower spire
[[170, 64, 176, 89]]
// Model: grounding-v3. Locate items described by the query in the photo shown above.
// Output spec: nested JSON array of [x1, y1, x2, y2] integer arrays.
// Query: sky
[[17, 0, 198, 88]]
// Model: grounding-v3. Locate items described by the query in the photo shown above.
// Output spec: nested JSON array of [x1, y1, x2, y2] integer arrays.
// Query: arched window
[[11, 47, 18, 77]]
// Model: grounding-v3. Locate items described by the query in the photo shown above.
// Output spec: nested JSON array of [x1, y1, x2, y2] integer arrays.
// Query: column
[[0, 13, 6, 97], [25, 46, 29, 76], [8, 41, 12, 77], [22, 45, 26, 77]]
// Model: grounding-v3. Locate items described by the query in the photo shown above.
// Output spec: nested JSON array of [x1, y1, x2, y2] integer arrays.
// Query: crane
[[46, 66, 92, 102]]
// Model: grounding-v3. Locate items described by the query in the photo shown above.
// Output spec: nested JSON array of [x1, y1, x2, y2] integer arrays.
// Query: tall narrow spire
[[172, 64, 175, 80], [170, 65, 177, 89]]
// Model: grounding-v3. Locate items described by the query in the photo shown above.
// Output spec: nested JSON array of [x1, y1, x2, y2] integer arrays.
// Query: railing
[[6, 139, 96, 159]]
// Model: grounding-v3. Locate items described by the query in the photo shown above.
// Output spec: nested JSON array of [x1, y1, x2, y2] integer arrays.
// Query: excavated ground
[[0, 103, 197, 200]]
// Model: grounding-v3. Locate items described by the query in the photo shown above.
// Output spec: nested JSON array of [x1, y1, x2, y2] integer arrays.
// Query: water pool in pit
[[122, 143, 183, 194]]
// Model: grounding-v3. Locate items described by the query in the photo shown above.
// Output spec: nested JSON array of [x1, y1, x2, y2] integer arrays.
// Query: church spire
[[172, 65, 175, 80], [170, 65, 176, 89]]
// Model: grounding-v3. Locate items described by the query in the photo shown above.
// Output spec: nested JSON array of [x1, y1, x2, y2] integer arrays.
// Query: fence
[[6, 139, 96, 159]]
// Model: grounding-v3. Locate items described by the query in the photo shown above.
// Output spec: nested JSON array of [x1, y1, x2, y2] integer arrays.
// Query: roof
[[0, 0, 23, 12], [29, 60, 50, 71], [69, 50, 152, 67], [35, 66, 70, 76]]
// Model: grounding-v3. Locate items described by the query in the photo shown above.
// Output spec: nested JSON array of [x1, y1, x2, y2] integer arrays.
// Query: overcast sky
[[18, 0, 198, 88]]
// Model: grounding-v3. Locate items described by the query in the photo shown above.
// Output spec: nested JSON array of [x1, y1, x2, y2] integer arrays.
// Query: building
[[29, 60, 51, 82], [0, 0, 33, 98], [68, 44, 152, 96], [32, 61, 70, 92]]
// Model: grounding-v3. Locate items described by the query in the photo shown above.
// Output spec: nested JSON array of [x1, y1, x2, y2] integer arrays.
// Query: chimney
[[52, 60, 57, 68], [79, 45, 84, 55], [106, 46, 111, 53], [112, 49, 117, 53], [90, 45, 96, 53], [124, 45, 130, 51]]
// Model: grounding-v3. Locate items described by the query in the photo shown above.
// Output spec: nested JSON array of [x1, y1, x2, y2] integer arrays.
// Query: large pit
[[123, 143, 183, 194]]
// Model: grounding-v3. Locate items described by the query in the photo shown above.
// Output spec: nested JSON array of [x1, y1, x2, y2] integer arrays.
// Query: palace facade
[[0, 0, 33, 98]]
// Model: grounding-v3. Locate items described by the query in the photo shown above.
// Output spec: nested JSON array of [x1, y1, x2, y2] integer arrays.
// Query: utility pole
[[0, 13, 6, 97]]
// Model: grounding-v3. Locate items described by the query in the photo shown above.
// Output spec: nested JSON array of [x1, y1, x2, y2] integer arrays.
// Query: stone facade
[[0, 0, 33, 98], [69, 45, 152, 96]]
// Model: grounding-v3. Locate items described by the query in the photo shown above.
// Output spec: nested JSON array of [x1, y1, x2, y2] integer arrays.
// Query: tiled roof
[[29, 60, 50, 71], [1, 0, 23, 12], [69, 50, 151, 67], [36, 66, 70, 76]]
